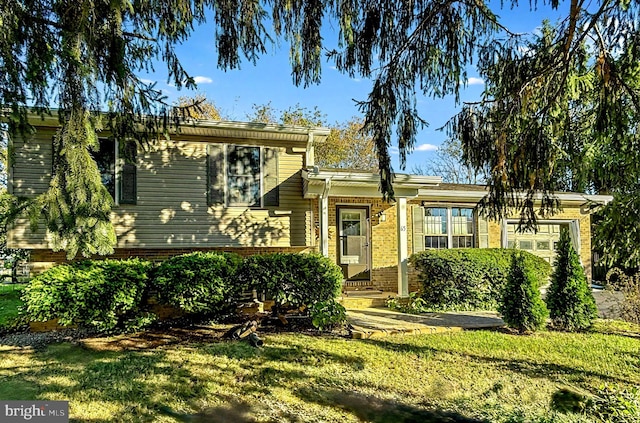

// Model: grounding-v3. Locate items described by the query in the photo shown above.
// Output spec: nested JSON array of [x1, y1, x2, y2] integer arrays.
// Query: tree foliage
[[176, 94, 224, 120], [546, 229, 598, 331], [499, 251, 549, 333], [411, 138, 484, 184], [3, 0, 640, 259], [446, 13, 640, 263], [246, 102, 377, 170]]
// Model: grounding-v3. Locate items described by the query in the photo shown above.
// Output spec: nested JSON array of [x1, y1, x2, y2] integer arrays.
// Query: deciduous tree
[[411, 138, 484, 184]]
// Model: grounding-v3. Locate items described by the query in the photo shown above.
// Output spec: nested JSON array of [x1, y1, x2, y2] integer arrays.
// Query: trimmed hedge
[[151, 251, 244, 316], [409, 248, 551, 310], [237, 253, 343, 312], [22, 259, 153, 332]]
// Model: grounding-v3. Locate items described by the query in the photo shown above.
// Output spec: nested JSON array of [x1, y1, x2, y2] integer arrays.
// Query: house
[[7, 116, 612, 295]]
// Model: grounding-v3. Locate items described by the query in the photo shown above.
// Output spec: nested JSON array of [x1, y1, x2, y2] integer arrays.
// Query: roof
[[24, 112, 331, 144], [302, 168, 613, 205]]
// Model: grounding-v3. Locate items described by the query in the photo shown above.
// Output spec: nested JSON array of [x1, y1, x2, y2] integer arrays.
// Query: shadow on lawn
[[364, 337, 635, 386], [297, 387, 488, 423]]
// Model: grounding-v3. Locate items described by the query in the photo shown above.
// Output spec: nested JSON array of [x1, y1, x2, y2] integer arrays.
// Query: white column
[[396, 197, 409, 297], [320, 194, 329, 256]]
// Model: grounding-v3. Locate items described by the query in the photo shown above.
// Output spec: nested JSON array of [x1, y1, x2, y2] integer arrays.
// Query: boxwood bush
[[150, 251, 243, 316], [237, 253, 343, 313], [22, 258, 153, 332], [409, 248, 551, 310]]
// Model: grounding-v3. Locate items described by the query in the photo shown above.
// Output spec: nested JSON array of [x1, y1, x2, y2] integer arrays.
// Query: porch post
[[319, 178, 331, 257], [320, 195, 329, 256], [396, 197, 409, 297]]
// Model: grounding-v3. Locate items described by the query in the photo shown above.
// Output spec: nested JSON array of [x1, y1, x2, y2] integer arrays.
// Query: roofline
[[417, 188, 613, 205], [18, 111, 331, 139], [303, 168, 442, 186]]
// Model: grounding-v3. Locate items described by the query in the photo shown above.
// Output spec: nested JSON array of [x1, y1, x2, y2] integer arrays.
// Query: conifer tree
[[3, 0, 640, 258], [499, 252, 548, 333], [546, 229, 598, 331]]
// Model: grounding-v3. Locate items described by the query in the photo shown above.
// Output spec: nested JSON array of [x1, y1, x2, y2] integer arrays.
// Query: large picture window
[[207, 144, 279, 207], [413, 206, 475, 251]]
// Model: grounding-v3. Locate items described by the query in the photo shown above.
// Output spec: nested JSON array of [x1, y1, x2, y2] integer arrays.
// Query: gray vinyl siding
[[9, 130, 313, 249]]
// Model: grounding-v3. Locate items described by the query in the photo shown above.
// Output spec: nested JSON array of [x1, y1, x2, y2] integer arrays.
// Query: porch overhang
[[302, 169, 442, 199], [303, 169, 442, 298]]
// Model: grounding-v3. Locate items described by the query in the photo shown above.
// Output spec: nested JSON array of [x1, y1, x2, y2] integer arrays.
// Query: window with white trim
[[413, 205, 475, 251]]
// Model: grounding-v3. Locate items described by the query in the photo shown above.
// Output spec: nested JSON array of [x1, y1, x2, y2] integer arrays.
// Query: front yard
[[0, 320, 638, 422]]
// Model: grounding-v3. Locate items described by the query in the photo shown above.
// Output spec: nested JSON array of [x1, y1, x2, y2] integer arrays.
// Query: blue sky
[[140, 2, 565, 172]]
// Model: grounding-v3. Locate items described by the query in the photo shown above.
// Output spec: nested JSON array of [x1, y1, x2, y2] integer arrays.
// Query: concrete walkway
[[346, 307, 504, 339]]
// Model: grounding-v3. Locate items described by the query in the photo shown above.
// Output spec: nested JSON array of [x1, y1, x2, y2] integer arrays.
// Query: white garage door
[[506, 223, 570, 264]]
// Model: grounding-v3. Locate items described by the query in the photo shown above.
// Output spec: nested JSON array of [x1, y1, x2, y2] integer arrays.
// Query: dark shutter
[[207, 144, 225, 206], [263, 147, 279, 207], [119, 141, 136, 204]]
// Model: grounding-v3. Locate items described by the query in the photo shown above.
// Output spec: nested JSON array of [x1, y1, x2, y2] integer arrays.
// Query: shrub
[[409, 249, 551, 310], [546, 229, 598, 331], [310, 300, 347, 331], [151, 251, 243, 316], [606, 268, 640, 325], [499, 251, 549, 332], [237, 253, 342, 312], [22, 258, 153, 332]]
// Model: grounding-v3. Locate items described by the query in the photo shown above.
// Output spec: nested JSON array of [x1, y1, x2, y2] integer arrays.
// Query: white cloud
[[389, 147, 400, 155], [193, 76, 213, 84], [414, 143, 438, 152], [139, 78, 155, 85], [351, 78, 362, 83], [467, 77, 485, 86]]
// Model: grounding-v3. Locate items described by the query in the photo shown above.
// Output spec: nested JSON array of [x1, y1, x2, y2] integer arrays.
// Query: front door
[[337, 207, 370, 281]]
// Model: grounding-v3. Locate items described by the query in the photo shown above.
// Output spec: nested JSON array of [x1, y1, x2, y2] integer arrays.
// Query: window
[[91, 139, 137, 204], [227, 146, 261, 206], [93, 139, 115, 198], [207, 144, 279, 207], [415, 206, 475, 250], [424, 207, 448, 249], [452, 207, 474, 248]]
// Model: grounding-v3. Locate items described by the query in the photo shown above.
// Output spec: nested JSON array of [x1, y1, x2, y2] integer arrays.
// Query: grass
[[0, 321, 638, 422], [0, 283, 25, 328]]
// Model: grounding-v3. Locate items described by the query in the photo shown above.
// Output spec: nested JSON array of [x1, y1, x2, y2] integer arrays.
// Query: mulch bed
[[0, 313, 350, 352]]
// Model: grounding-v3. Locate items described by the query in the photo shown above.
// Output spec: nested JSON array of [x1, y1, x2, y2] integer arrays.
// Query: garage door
[[506, 223, 569, 263]]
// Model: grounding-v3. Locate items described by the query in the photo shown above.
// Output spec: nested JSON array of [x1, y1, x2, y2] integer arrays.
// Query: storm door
[[337, 207, 371, 281]]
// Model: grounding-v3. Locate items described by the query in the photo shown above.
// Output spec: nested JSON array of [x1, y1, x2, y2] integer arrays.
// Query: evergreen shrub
[[151, 251, 243, 316], [409, 248, 551, 310], [499, 251, 549, 332], [546, 229, 598, 331], [238, 253, 342, 312], [22, 258, 153, 332]]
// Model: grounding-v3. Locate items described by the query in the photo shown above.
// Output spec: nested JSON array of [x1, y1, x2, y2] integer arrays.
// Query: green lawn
[[0, 283, 25, 329], [0, 321, 638, 422]]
